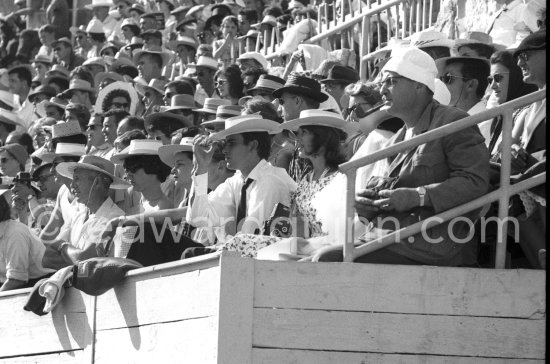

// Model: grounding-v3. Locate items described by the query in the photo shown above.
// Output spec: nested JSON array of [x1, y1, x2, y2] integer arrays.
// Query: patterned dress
[[218, 171, 339, 257]]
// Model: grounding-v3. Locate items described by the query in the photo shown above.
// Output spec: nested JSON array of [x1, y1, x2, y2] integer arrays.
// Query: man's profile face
[[8, 73, 25, 95], [280, 92, 300, 121], [71, 169, 101, 204], [379, 71, 413, 115], [137, 54, 158, 81], [442, 63, 468, 107], [222, 134, 250, 170], [53, 43, 71, 60], [102, 116, 118, 144], [517, 50, 546, 87]]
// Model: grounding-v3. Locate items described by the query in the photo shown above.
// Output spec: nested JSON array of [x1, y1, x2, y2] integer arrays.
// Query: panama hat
[[168, 35, 197, 51], [132, 49, 172, 69], [158, 137, 194, 167], [50, 120, 85, 139], [0, 143, 28, 167], [85, 0, 113, 9], [65, 79, 95, 95], [50, 142, 87, 158], [193, 98, 231, 114], [51, 37, 72, 48], [0, 90, 15, 110], [32, 54, 53, 65], [135, 78, 168, 97], [381, 46, 438, 93], [237, 52, 268, 70], [165, 94, 196, 112], [247, 74, 285, 95], [144, 111, 194, 129], [202, 105, 242, 128], [99, 42, 119, 56], [120, 18, 141, 33], [56, 155, 130, 189], [282, 109, 356, 133], [195, 56, 219, 71], [45, 64, 70, 79], [111, 139, 162, 164], [94, 71, 124, 88], [28, 85, 57, 103], [86, 18, 106, 34], [410, 30, 455, 49], [209, 115, 281, 140], [83, 56, 107, 69], [43, 96, 68, 111], [272, 73, 328, 102]]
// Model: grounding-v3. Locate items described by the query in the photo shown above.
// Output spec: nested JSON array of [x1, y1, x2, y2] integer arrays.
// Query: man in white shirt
[[187, 115, 297, 244], [43, 155, 130, 268], [8, 65, 34, 132]]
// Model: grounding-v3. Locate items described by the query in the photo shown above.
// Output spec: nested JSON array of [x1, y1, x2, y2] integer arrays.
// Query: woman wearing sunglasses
[[485, 50, 537, 159], [214, 64, 244, 105]]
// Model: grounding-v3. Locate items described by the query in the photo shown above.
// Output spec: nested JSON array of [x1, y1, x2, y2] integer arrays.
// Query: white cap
[[381, 47, 438, 93]]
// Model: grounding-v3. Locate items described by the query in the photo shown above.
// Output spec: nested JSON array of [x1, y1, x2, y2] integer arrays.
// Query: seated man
[[186, 114, 297, 248], [315, 47, 490, 267], [42, 155, 131, 268]]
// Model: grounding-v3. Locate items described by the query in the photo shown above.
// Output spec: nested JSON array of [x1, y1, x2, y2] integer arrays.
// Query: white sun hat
[[158, 137, 194, 167], [209, 114, 281, 140], [381, 46, 438, 93], [282, 109, 358, 134], [111, 139, 163, 164], [56, 155, 130, 189]]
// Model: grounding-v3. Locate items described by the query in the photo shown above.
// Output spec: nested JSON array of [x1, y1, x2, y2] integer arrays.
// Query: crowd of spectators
[[0, 0, 546, 291]]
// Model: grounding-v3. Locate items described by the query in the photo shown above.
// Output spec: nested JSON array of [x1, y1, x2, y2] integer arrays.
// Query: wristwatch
[[416, 186, 426, 207]]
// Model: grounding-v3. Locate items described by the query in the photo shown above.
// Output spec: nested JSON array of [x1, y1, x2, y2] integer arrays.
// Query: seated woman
[[113, 139, 173, 213], [219, 110, 353, 258], [214, 64, 244, 105], [0, 189, 53, 291]]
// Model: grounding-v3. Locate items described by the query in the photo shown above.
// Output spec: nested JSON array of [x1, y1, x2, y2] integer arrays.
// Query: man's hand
[[355, 189, 381, 220], [373, 188, 420, 212], [193, 135, 216, 175]]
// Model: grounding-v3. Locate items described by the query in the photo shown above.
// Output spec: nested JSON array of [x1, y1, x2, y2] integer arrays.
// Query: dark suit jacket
[[373, 101, 490, 266]]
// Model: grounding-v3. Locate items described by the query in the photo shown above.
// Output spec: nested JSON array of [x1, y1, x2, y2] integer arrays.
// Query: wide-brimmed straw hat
[[37, 142, 86, 163], [202, 105, 242, 128], [282, 109, 356, 133], [237, 52, 268, 70], [158, 137, 194, 167], [410, 30, 455, 49], [195, 56, 218, 70], [49, 120, 85, 139], [27, 85, 56, 103], [43, 96, 68, 110], [83, 57, 107, 69], [193, 98, 231, 114], [85, 0, 113, 9], [56, 155, 130, 189], [135, 78, 168, 97], [209, 115, 281, 140], [111, 139, 162, 164], [164, 94, 196, 111], [61, 79, 95, 98], [272, 73, 328, 102], [133, 49, 172, 69], [32, 54, 53, 65], [247, 74, 285, 94], [144, 111, 194, 128]]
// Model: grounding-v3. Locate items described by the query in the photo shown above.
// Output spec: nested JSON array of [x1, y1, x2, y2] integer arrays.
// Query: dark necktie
[[236, 178, 254, 229]]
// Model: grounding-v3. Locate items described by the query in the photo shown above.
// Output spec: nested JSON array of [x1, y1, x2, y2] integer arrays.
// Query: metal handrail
[[339, 89, 546, 267]]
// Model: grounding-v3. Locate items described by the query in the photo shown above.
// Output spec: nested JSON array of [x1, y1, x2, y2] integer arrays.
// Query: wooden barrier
[[0, 252, 545, 363]]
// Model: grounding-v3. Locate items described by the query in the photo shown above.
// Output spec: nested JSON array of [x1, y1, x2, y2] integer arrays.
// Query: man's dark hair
[[451, 58, 490, 99], [88, 32, 107, 43], [301, 125, 346, 170], [70, 66, 95, 87], [123, 155, 172, 182], [140, 53, 163, 69], [292, 92, 320, 109], [104, 108, 130, 126], [422, 46, 450, 60], [120, 116, 145, 132], [243, 97, 282, 123], [241, 132, 271, 160], [165, 80, 195, 96], [0, 193, 11, 222], [147, 117, 184, 137], [8, 66, 32, 87], [51, 134, 87, 149], [46, 76, 70, 91]]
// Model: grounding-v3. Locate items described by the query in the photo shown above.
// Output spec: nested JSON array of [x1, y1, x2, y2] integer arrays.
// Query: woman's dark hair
[[241, 132, 272, 160], [7, 132, 35, 155], [147, 117, 185, 137], [301, 125, 346, 170], [102, 88, 131, 112], [215, 64, 244, 100], [0, 193, 12, 222], [88, 32, 107, 43], [123, 155, 172, 182], [490, 50, 538, 102]]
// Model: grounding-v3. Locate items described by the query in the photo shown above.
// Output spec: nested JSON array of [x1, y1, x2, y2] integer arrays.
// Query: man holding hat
[[187, 115, 296, 244], [44, 155, 130, 267], [317, 47, 490, 267]]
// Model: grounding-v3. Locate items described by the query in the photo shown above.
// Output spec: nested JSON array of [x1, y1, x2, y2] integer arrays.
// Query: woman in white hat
[[221, 110, 352, 258]]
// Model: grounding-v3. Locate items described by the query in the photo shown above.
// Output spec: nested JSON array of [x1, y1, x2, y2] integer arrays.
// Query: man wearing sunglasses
[[317, 47, 489, 267], [435, 56, 490, 115]]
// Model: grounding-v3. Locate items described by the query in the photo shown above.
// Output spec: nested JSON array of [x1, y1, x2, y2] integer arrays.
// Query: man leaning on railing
[[315, 47, 490, 266]]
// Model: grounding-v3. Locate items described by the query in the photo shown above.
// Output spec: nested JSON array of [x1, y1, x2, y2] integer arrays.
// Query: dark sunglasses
[[112, 102, 129, 109], [123, 161, 144, 174], [215, 79, 227, 86], [439, 73, 470, 85], [487, 73, 509, 84], [345, 103, 371, 119], [516, 52, 530, 62]]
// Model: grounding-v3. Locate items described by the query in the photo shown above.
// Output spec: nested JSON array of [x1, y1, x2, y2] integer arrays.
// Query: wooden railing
[[338, 90, 547, 268]]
